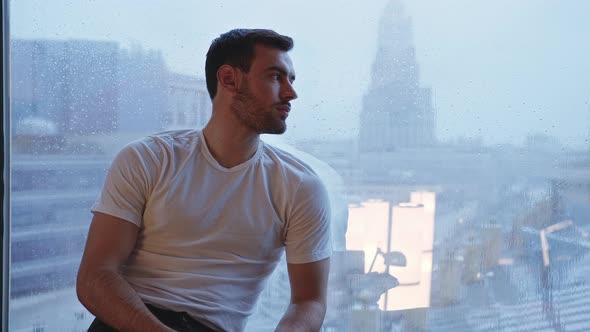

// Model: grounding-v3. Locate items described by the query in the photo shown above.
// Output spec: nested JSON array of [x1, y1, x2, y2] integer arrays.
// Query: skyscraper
[[116, 46, 168, 133], [359, 0, 435, 152], [11, 39, 119, 134], [11, 39, 171, 137]]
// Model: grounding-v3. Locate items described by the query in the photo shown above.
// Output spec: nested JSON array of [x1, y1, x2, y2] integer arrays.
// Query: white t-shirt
[[90, 129, 332, 331]]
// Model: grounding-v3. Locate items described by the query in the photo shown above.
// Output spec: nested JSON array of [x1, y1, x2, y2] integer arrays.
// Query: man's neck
[[202, 112, 260, 169]]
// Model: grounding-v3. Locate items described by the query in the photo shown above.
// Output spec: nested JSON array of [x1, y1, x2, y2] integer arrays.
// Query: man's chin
[[263, 123, 287, 135]]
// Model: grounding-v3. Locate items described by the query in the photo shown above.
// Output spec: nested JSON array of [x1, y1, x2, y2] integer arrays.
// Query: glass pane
[[8, 0, 590, 331]]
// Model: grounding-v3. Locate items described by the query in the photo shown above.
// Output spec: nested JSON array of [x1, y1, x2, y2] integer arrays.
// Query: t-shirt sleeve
[[284, 173, 333, 264], [90, 139, 159, 227]]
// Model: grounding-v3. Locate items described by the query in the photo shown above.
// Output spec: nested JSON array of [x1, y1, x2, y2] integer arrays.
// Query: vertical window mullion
[[2, 0, 11, 331]]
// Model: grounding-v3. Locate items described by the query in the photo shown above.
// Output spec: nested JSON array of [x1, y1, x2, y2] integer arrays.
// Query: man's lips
[[276, 104, 291, 118], [276, 105, 291, 113]]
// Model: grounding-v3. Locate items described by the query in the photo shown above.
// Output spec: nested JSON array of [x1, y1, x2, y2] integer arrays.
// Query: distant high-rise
[[359, 0, 435, 152], [164, 73, 212, 130], [11, 39, 171, 136], [11, 39, 119, 134], [116, 46, 168, 133]]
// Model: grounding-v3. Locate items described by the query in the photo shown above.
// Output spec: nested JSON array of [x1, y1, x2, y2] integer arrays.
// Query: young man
[[77, 29, 332, 332]]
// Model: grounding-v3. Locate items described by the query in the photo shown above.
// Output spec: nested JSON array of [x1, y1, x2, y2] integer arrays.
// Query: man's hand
[[77, 212, 175, 332], [275, 258, 330, 332]]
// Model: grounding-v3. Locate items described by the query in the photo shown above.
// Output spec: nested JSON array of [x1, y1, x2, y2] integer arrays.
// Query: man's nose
[[281, 82, 298, 101]]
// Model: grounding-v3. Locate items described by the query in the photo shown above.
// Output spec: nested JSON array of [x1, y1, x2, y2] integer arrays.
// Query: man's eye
[[272, 74, 281, 80]]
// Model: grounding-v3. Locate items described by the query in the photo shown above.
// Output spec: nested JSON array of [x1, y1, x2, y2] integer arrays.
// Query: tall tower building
[[11, 39, 119, 134], [359, 0, 435, 152], [117, 46, 168, 133], [11, 39, 174, 137]]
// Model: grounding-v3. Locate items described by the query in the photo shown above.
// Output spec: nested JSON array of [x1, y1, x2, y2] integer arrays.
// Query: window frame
[[2, 0, 11, 330]]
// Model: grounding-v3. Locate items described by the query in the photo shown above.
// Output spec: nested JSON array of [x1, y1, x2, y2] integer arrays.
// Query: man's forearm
[[275, 300, 326, 332], [77, 268, 175, 332]]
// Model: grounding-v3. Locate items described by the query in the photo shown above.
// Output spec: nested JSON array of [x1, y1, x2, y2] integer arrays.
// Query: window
[[5, 0, 590, 331]]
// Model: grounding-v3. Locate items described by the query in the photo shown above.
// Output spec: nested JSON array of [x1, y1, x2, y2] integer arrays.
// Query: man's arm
[[275, 258, 330, 332], [77, 212, 175, 332]]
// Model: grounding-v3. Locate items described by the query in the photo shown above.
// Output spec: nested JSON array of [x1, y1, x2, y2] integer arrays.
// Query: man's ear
[[217, 65, 243, 93]]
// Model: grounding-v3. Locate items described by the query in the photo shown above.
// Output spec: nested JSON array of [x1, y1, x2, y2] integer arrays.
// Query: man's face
[[230, 45, 298, 134]]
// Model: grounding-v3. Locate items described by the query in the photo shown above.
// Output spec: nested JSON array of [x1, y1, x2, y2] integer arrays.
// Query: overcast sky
[[10, 0, 590, 148]]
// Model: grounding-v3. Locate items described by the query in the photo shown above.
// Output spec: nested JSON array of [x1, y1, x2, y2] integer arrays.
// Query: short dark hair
[[205, 29, 294, 99]]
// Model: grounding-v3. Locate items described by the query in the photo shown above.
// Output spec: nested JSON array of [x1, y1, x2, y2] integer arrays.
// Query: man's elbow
[[291, 298, 327, 319], [277, 300, 327, 332], [76, 265, 93, 306], [310, 299, 327, 317], [76, 264, 110, 308]]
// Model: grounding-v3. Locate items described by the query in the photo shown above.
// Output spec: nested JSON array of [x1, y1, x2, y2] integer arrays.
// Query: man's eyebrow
[[267, 66, 296, 81]]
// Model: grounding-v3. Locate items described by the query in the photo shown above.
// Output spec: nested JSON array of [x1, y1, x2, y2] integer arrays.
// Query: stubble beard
[[230, 83, 287, 135]]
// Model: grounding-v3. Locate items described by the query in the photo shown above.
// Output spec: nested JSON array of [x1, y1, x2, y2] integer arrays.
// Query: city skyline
[[9, 0, 590, 148]]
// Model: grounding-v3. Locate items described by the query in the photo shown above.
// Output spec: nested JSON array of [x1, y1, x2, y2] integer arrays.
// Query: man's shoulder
[[259, 142, 329, 198], [261, 141, 319, 178], [124, 129, 201, 153], [146, 129, 201, 144], [110, 130, 202, 169]]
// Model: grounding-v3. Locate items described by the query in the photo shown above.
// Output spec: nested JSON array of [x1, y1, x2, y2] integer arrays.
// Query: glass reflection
[[8, 0, 590, 331]]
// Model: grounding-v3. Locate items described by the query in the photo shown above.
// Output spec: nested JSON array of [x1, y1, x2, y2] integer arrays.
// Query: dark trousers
[[87, 303, 217, 332]]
